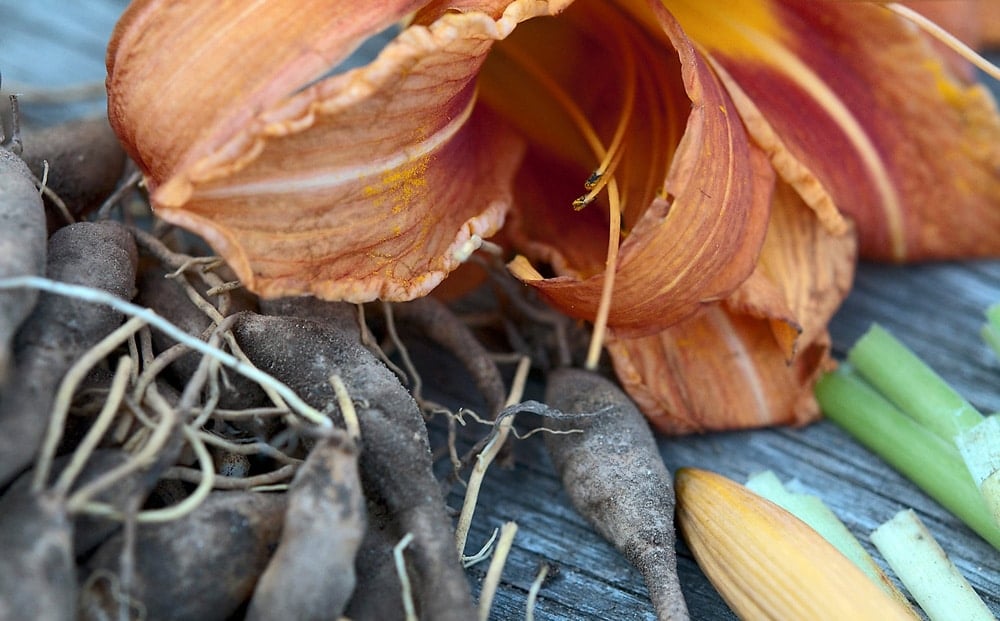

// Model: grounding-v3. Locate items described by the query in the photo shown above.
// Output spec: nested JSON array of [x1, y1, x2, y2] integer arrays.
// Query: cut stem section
[[871, 509, 995, 621], [815, 367, 1000, 551], [982, 303, 1000, 359], [956, 416, 1000, 526], [844, 324, 999, 526], [846, 324, 983, 441]]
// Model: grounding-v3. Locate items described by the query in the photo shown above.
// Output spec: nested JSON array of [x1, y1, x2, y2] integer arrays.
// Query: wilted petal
[[723, 270, 801, 363], [608, 307, 829, 434], [608, 181, 856, 434], [108, 0, 573, 301], [495, 0, 773, 336], [739, 181, 857, 358], [665, 0, 1000, 261]]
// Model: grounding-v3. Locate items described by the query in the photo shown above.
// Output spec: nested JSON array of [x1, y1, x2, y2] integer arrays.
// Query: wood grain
[[2, 3, 997, 619], [437, 260, 1000, 621]]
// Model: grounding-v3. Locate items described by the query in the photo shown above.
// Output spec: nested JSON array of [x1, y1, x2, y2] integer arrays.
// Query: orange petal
[[608, 307, 830, 434], [734, 181, 857, 360], [665, 0, 1000, 262], [608, 180, 856, 434], [107, 0, 426, 185], [982, 1, 1000, 47], [904, 1, 981, 45], [902, 1, 982, 80], [107, 1, 574, 301], [493, 0, 773, 336]]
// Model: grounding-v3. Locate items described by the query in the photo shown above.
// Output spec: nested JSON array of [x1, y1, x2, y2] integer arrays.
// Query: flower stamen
[[490, 5, 640, 369], [583, 20, 637, 370], [585, 177, 623, 370], [573, 37, 636, 212], [572, 145, 626, 210], [584, 170, 603, 190]]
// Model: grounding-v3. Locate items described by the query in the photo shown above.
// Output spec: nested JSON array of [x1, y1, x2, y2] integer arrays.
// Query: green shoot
[[845, 324, 999, 527], [956, 416, 1000, 525], [815, 368, 1000, 551], [871, 509, 995, 621], [983, 303, 1000, 360], [745, 470, 909, 604], [846, 324, 983, 441]]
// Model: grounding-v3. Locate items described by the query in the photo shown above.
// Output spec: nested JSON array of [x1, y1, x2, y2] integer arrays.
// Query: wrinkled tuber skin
[[247, 432, 365, 621], [545, 368, 690, 621], [79, 491, 286, 621], [0, 221, 137, 488], [236, 300, 477, 621], [0, 488, 75, 621], [19, 117, 127, 230], [0, 148, 46, 383], [345, 495, 408, 620]]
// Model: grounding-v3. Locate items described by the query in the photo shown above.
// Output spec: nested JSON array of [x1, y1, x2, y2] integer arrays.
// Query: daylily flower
[[106, 0, 1000, 434]]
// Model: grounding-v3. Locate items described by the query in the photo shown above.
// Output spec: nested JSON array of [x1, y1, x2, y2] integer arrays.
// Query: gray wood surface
[[3, 2, 998, 619], [442, 259, 1000, 621]]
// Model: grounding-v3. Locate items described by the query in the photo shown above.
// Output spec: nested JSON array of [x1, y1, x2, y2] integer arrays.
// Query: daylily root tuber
[[234, 302, 479, 621], [246, 432, 365, 621], [134, 262, 266, 411], [0, 221, 137, 488], [18, 116, 127, 231], [0, 147, 46, 384], [544, 367, 689, 621], [79, 491, 286, 621], [0, 482, 75, 620], [384, 296, 507, 420]]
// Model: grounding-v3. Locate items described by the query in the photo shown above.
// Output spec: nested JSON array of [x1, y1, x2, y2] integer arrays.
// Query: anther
[[584, 170, 603, 190]]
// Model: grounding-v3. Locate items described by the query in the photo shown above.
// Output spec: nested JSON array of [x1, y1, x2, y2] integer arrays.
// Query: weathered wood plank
[[448, 260, 1000, 620], [0, 0, 125, 123]]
